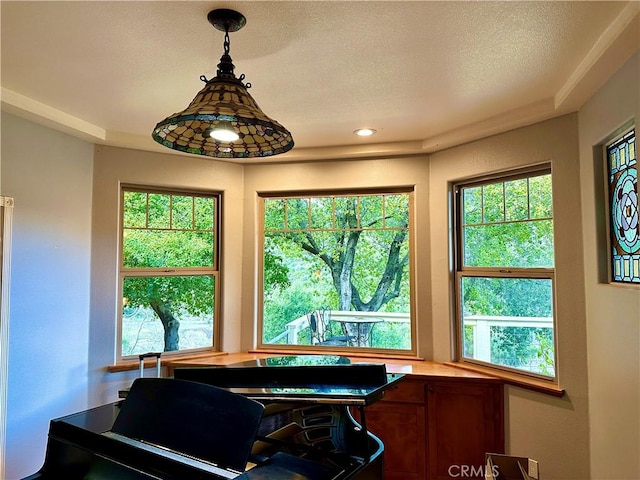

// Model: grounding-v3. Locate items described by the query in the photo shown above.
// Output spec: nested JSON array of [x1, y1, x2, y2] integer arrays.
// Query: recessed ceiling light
[[354, 128, 377, 137]]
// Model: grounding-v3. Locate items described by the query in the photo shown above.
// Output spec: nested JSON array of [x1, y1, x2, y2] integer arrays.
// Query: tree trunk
[[150, 300, 180, 351], [352, 228, 408, 311], [337, 230, 360, 310], [289, 197, 408, 313]]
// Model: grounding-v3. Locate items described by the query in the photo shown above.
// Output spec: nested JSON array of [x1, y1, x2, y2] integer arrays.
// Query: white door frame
[[0, 196, 14, 479]]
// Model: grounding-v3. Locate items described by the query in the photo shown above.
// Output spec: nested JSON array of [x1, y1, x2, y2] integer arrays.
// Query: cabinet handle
[[428, 386, 434, 393]]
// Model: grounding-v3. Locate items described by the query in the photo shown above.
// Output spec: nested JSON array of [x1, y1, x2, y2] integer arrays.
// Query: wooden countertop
[[164, 352, 502, 382], [112, 350, 561, 396]]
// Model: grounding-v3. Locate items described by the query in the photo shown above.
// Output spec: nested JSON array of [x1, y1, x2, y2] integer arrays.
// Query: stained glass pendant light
[[152, 9, 294, 158]]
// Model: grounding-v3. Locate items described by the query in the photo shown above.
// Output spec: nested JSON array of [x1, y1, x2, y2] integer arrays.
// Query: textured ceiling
[[1, 1, 639, 162]]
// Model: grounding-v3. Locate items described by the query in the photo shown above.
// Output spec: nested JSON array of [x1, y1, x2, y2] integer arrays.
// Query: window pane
[[505, 178, 528, 221], [460, 276, 555, 377], [148, 193, 171, 228], [384, 194, 409, 228], [463, 187, 482, 225], [311, 197, 334, 229], [122, 275, 214, 355], [529, 174, 553, 219], [194, 196, 214, 230], [264, 199, 286, 231], [286, 198, 309, 230], [172, 195, 193, 229], [262, 192, 412, 351], [122, 190, 215, 269], [463, 220, 554, 268], [123, 229, 213, 268], [462, 173, 554, 269], [483, 183, 504, 223], [334, 197, 357, 229], [360, 195, 383, 228], [123, 191, 147, 228]]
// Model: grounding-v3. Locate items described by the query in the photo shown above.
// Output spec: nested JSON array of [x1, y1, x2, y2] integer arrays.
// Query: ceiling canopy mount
[[207, 8, 246, 33]]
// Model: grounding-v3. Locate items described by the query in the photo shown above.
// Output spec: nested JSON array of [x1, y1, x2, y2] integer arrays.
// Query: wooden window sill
[[444, 361, 565, 397], [107, 351, 228, 373], [249, 347, 425, 362]]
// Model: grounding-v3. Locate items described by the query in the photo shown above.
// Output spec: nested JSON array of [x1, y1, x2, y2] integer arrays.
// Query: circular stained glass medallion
[[612, 168, 639, 253]]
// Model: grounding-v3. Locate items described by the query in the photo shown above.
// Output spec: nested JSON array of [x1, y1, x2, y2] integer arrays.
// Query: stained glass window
[[606, 128, 639, 284]]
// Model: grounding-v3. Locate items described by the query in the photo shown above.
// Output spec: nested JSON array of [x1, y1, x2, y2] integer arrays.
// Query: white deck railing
[[269, 311, 409, 345], [268, 312, 553, 359], [463, 315, 553, 362]]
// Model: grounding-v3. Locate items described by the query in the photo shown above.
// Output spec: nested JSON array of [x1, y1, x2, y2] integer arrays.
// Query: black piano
[[24, 355, 403, 480]]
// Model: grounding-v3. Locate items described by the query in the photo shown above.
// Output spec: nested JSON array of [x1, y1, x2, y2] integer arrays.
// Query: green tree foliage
[[263, 194, 411, 345], [263, 240, 291, 292], [463, 176, 554, 269]]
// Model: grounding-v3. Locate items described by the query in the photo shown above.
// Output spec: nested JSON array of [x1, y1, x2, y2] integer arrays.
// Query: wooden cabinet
[[363, 376, 504, 480], [363, 379, 427, 479], [426, 380, 504, 480], [165, 354, 504, 480]]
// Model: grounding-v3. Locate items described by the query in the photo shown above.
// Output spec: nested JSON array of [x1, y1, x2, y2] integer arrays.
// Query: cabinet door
[[427, 381, 504, 480], [363, 380, 426, 480], [366, 402, 425, 480]]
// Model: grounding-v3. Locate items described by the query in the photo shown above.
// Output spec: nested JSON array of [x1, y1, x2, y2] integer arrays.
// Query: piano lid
[[173, 355, 404, 406]]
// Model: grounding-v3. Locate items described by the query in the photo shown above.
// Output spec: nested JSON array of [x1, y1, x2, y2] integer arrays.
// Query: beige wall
[[429, 114, 590, 479], [579, 52, 639, 479], [90, 146, 245, 402], [242, 157, 432, 355]]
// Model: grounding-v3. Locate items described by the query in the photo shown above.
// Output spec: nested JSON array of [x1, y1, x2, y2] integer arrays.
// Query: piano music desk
[[166, 353, 505, 480]]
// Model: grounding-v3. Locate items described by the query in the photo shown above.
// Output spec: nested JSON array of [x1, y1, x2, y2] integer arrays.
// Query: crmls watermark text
[[447, 464, 500, 478]]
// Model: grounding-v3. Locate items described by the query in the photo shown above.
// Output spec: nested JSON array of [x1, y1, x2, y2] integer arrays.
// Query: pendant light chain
[[223, 29, 231, 57]]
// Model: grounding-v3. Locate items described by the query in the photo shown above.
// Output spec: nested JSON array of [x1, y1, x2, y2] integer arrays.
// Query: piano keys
[[23, 355, 403, 480]]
